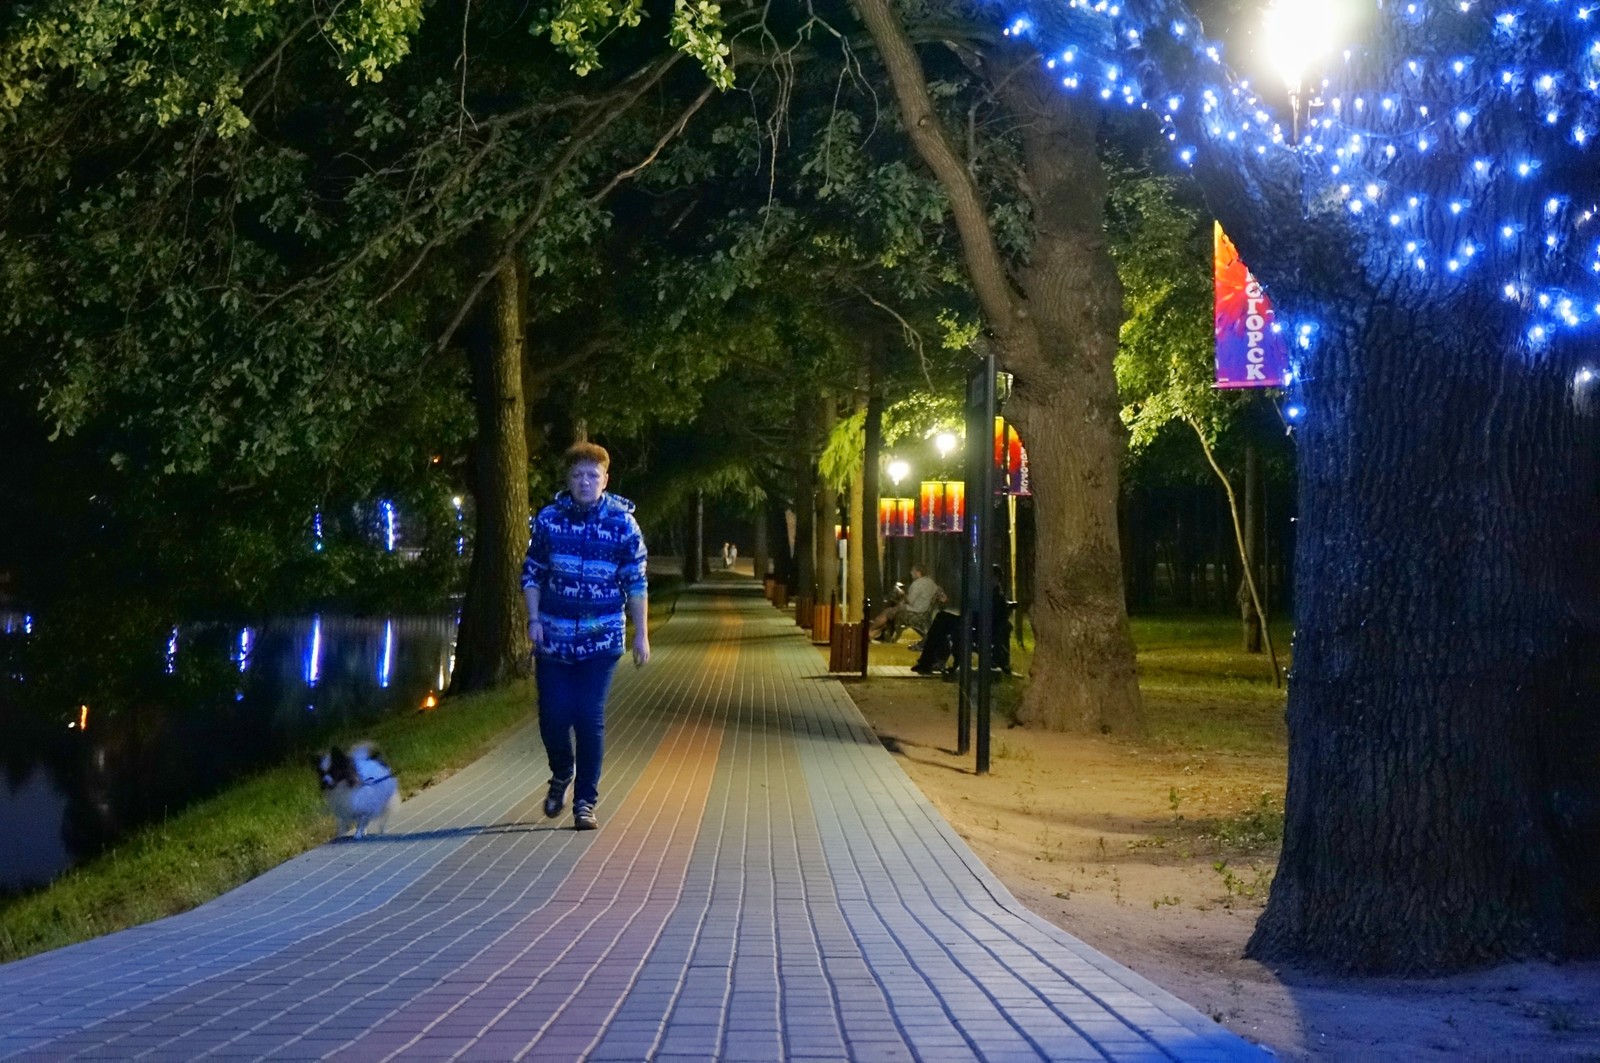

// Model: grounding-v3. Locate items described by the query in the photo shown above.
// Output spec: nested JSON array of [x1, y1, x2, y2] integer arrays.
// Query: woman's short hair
[[563, 441, 611, 472]]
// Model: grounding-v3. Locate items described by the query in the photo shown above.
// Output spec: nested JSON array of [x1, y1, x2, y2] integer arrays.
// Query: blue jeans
[[535, 654, 620, 809]]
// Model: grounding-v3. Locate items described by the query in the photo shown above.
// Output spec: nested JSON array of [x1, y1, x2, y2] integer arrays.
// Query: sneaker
[[573, 803, 599, 831], [908, 640, 924, 652], [909, 663, 935, 675], [544, 779, 571, 819]]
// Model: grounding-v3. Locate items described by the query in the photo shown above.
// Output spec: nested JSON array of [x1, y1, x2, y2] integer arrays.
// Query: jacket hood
[[553, 489, 636, 518]]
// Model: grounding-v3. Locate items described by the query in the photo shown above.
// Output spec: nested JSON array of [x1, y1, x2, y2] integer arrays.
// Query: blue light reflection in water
[[306, 614, 322, 689], [236, 627, 254, 673], [379, 620, 394, 689], [0, 612, 458, 894]]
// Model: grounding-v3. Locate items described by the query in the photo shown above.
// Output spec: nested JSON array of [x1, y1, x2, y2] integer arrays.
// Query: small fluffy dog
[[314, 742, 400, 839]]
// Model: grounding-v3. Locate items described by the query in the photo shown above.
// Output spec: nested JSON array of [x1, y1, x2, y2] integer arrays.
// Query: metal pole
[[957, 348, 999, 771], [974, 357, 996, 776]]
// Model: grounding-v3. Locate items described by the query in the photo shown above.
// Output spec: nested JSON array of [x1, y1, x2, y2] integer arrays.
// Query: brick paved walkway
[[0, 584, 1267, 1061]]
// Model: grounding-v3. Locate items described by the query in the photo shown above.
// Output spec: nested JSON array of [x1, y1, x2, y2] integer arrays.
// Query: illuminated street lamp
[[880, 458, 916, 585], [1260, 0, 1344, 138], [934, 431, 958, 460]]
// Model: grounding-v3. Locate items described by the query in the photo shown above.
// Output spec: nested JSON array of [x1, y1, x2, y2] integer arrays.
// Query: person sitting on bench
[[910, 567, 1011, 675], [869, 564, 945, 642]]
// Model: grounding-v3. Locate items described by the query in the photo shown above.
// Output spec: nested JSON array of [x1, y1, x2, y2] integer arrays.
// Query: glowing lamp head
[[1261, 0, 1345, 94], [935, 432, 958, 459], [887, 459, 910, 487]]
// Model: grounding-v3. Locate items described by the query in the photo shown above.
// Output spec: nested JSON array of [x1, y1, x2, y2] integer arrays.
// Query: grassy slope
[[0, 579, 684, 965], [0, 681, 533, 964]]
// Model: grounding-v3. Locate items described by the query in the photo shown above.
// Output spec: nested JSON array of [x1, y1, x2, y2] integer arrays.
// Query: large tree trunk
[[1246, 301, 1600, 972], [1007, 381, 1142, 733], [997, 64, 1142, 735], [850, 0, 1142, 733], [450, 258, 532, 694]]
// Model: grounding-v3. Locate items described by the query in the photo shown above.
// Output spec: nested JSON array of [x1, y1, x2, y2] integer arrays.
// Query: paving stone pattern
[[0, 585, 1268, 1062]]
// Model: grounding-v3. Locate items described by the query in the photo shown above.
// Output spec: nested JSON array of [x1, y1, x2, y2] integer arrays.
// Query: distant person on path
[[722, 541, 732, 569], [522, 442, 650, 831], [869, 564, 946, 641], [728, 542, 738, 569]]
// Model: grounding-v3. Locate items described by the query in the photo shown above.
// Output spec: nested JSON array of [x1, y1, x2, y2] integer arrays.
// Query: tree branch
[[1187, 416, 1282, 686], [586, 82, 716, 204], [849, 0, 1024, 337], [851, 285, 933, 390], [433, 58, 703, 356]]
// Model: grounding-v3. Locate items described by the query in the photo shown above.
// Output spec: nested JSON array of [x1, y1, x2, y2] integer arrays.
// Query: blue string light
[[1000, 0, 1600, 419]]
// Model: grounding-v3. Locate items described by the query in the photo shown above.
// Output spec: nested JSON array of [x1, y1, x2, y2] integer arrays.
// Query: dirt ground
[[839, 671, 1600, 1062]]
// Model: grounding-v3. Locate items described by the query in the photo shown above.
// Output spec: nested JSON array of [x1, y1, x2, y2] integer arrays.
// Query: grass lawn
[[888, 609, 1293, 757], [1128, 613, 1293, 756]]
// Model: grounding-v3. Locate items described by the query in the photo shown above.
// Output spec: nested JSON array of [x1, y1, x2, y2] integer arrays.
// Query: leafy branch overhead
[[0, 0, 426, 136], [1111, 166, 1232, 451], [540, 0, 733, 88]]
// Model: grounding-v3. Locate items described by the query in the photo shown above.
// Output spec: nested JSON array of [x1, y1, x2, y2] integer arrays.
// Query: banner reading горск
[[1214, 222, 1290, 389]]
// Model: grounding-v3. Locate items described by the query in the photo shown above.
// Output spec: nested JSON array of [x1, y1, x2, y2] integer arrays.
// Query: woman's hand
[[528, 618, 550, 655]]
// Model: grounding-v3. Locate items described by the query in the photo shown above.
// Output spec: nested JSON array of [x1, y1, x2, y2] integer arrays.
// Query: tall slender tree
[[852, 0, 1144, 733]]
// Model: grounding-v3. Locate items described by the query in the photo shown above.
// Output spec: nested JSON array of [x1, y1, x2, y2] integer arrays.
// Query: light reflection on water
[[0, 611, 459, 894]]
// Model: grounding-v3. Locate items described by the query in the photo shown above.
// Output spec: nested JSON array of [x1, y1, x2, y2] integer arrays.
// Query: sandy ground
[[840, 674, 1600, 1062]]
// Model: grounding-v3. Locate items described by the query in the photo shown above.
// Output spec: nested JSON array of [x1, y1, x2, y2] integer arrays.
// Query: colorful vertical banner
[[893, 497, 915, 537], [918, 481, 965, 533], [1214, 222, 1290, 389], [992, 417, 1031, 496], [879, 498, 916, 538]]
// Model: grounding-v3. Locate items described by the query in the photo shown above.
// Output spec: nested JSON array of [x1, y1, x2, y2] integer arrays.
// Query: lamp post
[[885, 459, 911, 586], [928, 430, 961, 597]]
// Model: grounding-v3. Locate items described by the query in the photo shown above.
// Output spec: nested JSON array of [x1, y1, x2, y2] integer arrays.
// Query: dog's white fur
[[315, 742, 400, 839]]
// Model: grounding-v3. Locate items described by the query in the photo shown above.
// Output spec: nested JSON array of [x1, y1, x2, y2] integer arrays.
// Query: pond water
[[0, 611, 460, 894]]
